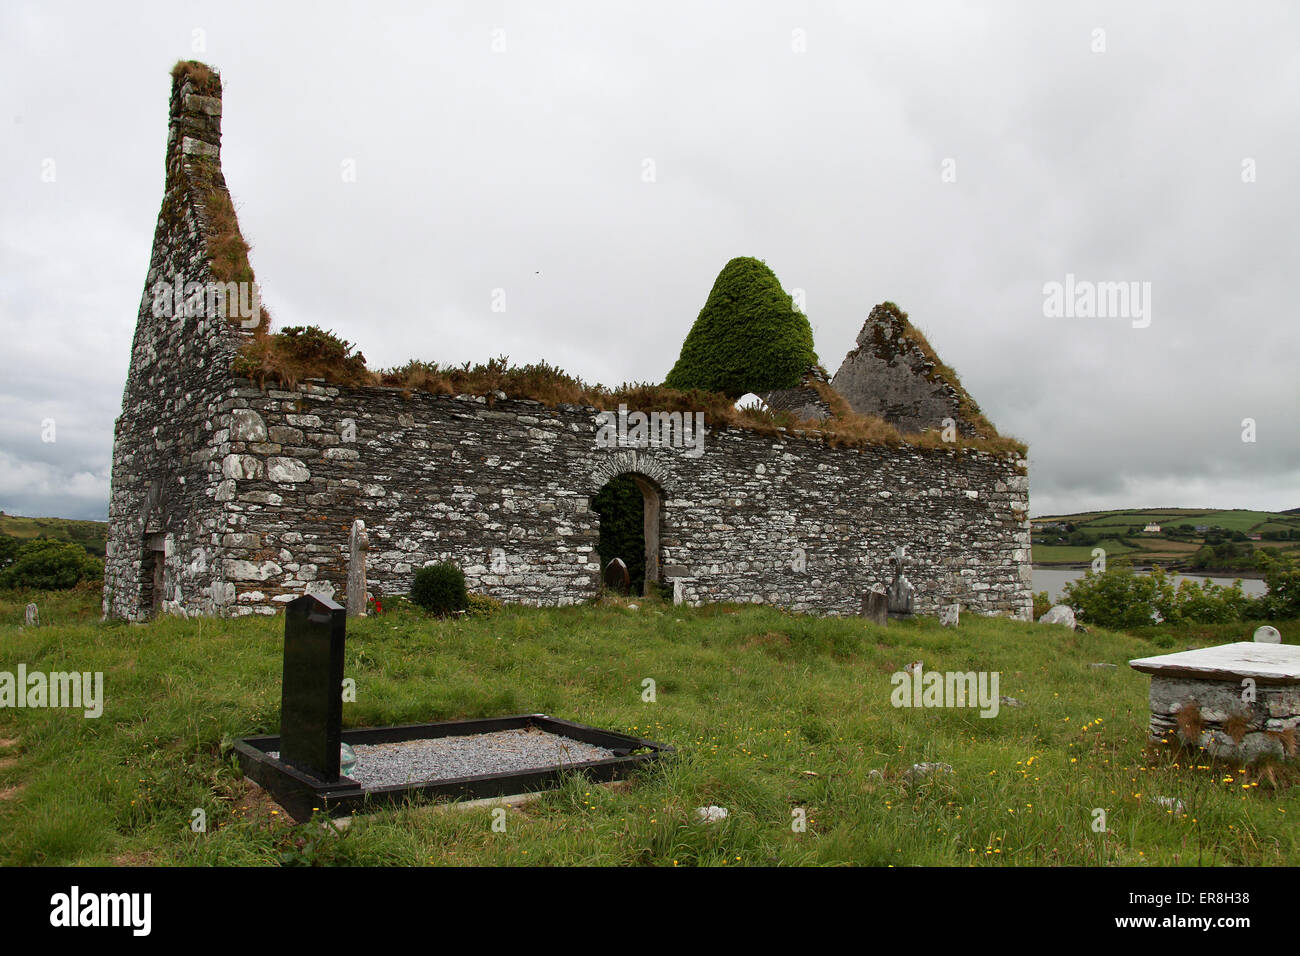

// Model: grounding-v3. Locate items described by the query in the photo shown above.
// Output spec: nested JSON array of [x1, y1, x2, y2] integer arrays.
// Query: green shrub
[[1031, 590, 1052, 620], [409, 562, 468, 616], [466, 592, 504, 618], [1257, 551, 1300, 620], [0, 539, 103, 591], [664, 257, 817, 397], [1063, 563, 1254, 629]]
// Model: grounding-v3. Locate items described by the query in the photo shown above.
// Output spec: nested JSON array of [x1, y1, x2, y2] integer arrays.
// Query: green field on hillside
[[1034, 508, 1300, 535], [1031, 508, 1300, 568], [2, 588, 1297, 867], [0, 514, 107, 557]]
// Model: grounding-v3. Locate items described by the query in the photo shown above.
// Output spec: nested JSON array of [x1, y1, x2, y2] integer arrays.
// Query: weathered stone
[[861, 587, 888, 626], [903, 762, 954, 786], [267, 457, 310, 483], [346, 519, 368, 617], [831, 303, 982, 437], [230, 409, 267, 442], [938, 603, 960, 627], [24, 603, 38, 627], [887, 547, 915, 617], [1038, 604, 1076, 629]]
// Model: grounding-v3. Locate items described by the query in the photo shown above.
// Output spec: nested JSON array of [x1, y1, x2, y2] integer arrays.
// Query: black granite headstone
[[279, 593, 347, 782]]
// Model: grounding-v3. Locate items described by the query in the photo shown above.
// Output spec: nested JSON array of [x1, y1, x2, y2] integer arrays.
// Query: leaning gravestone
[[279, 593, 348, 782], [24, 603, 38, 628], [861, 587, 888, 625], [604, 557, 630, 595]]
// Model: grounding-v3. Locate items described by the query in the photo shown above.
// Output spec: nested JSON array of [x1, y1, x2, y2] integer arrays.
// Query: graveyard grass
[[1, 587, 1298, 867]]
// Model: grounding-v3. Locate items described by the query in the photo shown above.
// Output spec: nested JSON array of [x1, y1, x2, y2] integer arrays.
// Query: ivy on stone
[[665, 257, 817, 398]]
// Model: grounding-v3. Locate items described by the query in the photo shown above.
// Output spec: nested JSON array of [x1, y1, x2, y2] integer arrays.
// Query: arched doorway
[[592, 473, 662, 596]]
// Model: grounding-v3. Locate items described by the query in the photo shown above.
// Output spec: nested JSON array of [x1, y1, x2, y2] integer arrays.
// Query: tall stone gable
[[103, 66, 249, 620]]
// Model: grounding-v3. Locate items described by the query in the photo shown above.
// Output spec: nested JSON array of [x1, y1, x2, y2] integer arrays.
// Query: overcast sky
[[1, 1, 1297, 522]]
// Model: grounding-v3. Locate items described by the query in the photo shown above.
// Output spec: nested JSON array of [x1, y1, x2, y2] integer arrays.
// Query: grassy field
[[1, 587, 1298, 867]]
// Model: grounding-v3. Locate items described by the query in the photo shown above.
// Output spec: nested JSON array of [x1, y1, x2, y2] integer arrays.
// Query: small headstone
[[861, 587, 888, 625], [1038, 605, 1076, 629], [999, 695, 1024, 708], [346, 519, 368, 618], [24, 603, 38, 628], [1254, 625, 1282, 644], [939, 604, 960, 627], [603, 557, 630, 595], [279, 593, 348, 782]]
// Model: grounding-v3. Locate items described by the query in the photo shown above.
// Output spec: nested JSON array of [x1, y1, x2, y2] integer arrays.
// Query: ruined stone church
[[103, 64, 1032, 622]]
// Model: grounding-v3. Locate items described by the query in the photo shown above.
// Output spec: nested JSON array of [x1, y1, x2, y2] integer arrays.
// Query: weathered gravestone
[[887, 546, 915, 618], [939, 604, 960, 627], [860, 586, 888, 625], [346, 519, 368, 618], [279, 593, 349, 782], [24, 603, 38, 628], [604, 558, 630, 595], [1254, 625, 1281, 644]]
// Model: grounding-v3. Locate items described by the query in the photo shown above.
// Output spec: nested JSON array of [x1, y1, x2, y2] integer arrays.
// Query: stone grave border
[[235, 714, 673, 822]]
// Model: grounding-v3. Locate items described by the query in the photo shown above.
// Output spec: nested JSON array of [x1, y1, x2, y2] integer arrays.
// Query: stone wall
[[203, 381, 1032, 619]]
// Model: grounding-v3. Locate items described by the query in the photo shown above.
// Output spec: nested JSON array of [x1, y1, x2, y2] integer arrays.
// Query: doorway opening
[[140, 533, 166, 618], [592, 473, 661, 596]]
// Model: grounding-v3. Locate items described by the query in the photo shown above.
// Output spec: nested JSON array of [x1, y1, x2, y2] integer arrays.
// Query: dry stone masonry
[[103, 65, 1033, 623]]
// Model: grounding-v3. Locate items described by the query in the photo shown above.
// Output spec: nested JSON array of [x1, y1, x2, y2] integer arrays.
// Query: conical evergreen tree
[[664, 257, 817, 397]]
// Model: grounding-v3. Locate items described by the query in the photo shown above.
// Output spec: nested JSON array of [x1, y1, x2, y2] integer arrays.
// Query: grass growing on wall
[[1, 589, 1297, 867]]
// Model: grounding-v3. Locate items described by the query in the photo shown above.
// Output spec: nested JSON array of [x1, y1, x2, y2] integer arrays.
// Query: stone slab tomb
[[1129, 642, 1300, 763]]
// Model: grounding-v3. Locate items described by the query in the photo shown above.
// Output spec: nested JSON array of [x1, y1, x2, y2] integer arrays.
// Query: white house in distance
[[1143, 522, 1162, 533]]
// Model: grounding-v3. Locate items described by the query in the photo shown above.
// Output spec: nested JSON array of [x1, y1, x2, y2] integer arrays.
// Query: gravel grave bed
[[274, 728, 617, 789]]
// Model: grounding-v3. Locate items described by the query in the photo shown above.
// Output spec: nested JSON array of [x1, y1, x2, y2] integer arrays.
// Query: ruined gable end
[[103, 62, 255, 621], [830, 302, 991, 439]]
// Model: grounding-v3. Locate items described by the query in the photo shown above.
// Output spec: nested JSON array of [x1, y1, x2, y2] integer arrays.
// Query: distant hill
[[0, 513, 108, 557], [1030, 507, 1300, 569]]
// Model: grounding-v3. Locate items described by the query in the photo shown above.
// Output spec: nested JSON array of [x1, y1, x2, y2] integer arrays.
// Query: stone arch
[[589, 450, 675, 497], [590, 452, 670, 592]]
